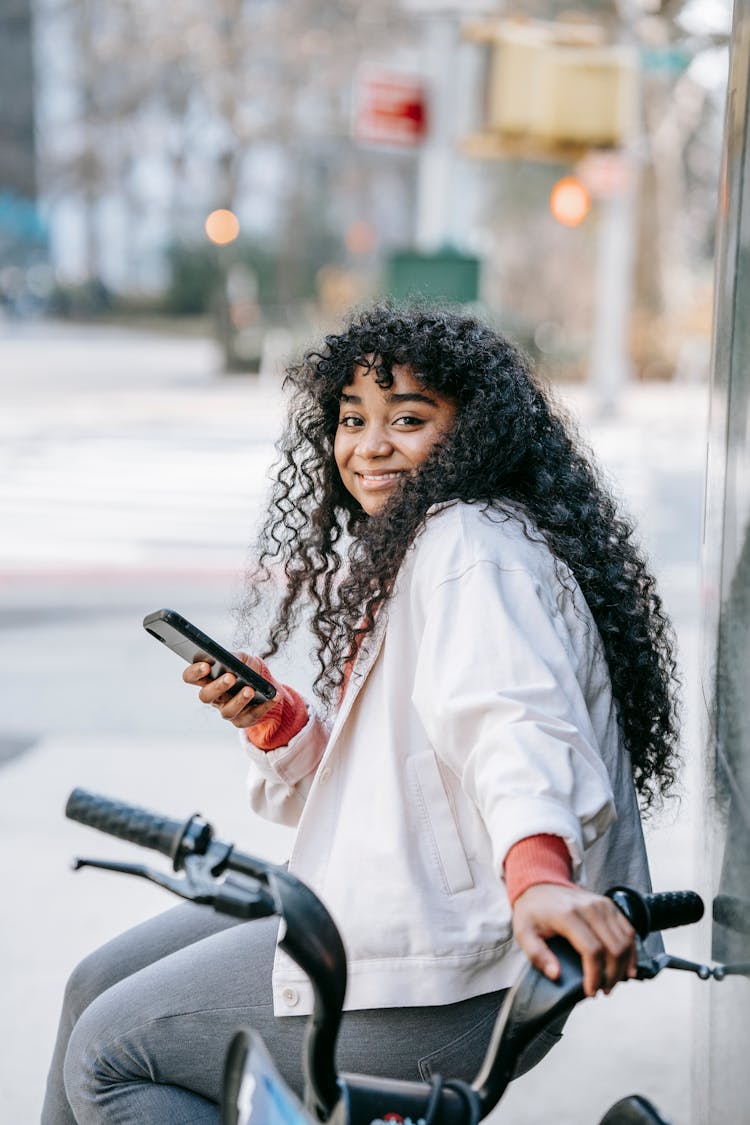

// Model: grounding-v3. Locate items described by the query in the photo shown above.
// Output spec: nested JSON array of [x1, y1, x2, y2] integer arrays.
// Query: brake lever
[[634, 946, 750, 982], [635, 951, 713, 980], [72, 852, 278, 920], [73, 856, 218, 902]]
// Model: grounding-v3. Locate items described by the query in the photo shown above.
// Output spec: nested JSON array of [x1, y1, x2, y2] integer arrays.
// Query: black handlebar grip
[[643, 890, 704, 933], [65, 788, 188, 861]]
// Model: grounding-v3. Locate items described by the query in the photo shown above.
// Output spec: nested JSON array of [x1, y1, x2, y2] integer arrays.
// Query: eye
[[338, 414, 364, 428], [393, 415, 425, 427]]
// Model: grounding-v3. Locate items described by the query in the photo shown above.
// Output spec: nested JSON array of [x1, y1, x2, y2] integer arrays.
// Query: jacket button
[[282, 987, 299, 1007]]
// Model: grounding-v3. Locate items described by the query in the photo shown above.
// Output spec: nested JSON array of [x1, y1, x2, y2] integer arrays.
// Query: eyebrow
[[340, 391, 439, 407]]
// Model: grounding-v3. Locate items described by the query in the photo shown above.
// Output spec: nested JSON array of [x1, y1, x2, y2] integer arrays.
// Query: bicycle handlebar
[[65, 794, 705, 940], [645, 889, 705, 930], [66, 787, 346, 1120], [66, 788, 212, 868], [608, 885, 704, 938], [469, 885, 705, 1118]]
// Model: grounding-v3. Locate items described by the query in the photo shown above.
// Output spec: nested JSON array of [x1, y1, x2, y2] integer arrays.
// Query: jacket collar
[[324, 604, 389, 755], [321, 501, 461, 756]]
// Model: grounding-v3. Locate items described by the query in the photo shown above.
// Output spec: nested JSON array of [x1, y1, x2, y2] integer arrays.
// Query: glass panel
[[701, 1, 750, 1117]]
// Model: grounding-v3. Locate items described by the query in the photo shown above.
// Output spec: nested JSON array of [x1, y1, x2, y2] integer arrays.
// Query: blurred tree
[[629, 0, 729, 378], [471, 1, 729, 379], [571, 2, 727, 379], [35, 0, 414, 299]]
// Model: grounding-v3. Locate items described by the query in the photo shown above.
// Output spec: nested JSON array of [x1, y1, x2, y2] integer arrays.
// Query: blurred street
[[1, 321, 709, 1123]]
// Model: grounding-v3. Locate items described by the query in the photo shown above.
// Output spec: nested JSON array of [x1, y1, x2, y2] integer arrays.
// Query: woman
[[44, 304, 679, 1123]]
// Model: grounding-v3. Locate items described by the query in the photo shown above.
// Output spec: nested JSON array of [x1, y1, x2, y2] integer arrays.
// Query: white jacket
[[244, 501, 653, 1016]]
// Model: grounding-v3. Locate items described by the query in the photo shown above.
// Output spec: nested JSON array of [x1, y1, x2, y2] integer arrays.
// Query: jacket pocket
[[408, 751, 474, 894]]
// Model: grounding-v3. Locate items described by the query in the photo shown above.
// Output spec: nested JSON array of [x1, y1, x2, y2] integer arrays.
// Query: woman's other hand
[[511, 883, 637, 998], [182, 653, 280, 729]]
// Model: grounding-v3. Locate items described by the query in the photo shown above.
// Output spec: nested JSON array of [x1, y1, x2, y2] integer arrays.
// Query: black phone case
[[143, 609, 277, 702]]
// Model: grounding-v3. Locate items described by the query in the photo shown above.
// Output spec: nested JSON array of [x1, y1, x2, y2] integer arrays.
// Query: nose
[[356, 422, 393, 458]]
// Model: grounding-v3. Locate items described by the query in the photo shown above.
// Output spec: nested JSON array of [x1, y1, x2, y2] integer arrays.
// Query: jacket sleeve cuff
[[244, 706, 328, 789], [504, 833, 575, 906], [484, 793, 615, 883]]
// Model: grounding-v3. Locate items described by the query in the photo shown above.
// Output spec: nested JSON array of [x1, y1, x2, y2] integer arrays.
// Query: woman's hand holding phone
[[183, 653, 281, 729]]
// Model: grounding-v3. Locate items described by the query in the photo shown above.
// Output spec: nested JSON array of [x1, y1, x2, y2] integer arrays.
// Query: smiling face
[[334, 362, 457, 516]]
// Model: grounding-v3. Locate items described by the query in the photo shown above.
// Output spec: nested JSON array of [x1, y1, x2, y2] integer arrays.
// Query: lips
[[356, 471, 404, 482]]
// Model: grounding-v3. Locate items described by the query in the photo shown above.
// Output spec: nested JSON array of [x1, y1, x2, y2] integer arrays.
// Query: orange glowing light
[[205, 209, 240, 245], [549, 177, 591, 227]]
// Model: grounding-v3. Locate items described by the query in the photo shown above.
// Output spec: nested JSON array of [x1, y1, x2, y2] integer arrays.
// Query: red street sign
[[353, 70, 428, 147]]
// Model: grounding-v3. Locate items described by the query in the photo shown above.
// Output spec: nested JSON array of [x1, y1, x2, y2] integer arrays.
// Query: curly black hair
[[242, 302, 680, 811]]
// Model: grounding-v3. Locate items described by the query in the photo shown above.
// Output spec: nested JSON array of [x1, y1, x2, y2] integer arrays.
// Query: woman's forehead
[[346, 358, 422, 387]]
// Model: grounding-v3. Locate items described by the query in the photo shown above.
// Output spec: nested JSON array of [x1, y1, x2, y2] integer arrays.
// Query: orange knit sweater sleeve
[[243, 660, 309, 752], [504, 834, 574, 907], [246, 648, 358, 753]]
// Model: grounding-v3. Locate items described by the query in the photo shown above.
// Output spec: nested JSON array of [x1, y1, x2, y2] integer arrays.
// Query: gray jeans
[[42, 903, 563, 1124]]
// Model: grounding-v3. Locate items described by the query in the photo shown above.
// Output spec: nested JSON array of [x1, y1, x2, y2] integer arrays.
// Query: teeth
[[359, 472, 402, 481]]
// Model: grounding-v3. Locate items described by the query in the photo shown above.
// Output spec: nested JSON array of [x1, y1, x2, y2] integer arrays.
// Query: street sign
[[353, 69, 428, 147]]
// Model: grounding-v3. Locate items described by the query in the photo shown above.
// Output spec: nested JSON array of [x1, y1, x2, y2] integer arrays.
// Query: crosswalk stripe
[[0, 433, 279, 572]]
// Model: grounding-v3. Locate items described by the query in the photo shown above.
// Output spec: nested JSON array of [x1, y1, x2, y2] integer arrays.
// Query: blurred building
[[0, 0, 47, 283], [31, 0, 430, 304], [0, 0, 36, 198]]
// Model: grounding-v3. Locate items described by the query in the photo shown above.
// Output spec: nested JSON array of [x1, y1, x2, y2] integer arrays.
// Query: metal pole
[[589, 170, 637, 414], [415, 17, 457, 252]]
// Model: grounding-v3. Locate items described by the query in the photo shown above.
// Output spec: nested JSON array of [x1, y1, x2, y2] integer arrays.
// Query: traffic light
[[549, 176, 591, 227]]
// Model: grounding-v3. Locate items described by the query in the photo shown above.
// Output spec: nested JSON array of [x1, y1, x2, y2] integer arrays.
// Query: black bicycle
[[64, 787, 731, 1125]]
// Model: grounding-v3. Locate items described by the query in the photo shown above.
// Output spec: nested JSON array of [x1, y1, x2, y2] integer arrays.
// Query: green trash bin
[[384, 248, 481, 304]]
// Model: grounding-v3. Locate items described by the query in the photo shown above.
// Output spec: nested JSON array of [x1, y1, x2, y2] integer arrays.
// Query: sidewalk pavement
[[0, 323, 710, 1123]]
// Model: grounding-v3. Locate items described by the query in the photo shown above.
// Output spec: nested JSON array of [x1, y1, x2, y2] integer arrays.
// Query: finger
[[584, 905, 636, 992], [234, 652, 271, 677], [227, 695, 278, 729], [606, 916, 636, 989], [198, 672, 237, 705], [577, 910, 635, 994], [550, 913, 606, 997], [609, 932, 637, 990], [581, 940, 607, 998], [514, 926, 561, 982], [220, 685, 260, 720], [183, 661, 213, 685]]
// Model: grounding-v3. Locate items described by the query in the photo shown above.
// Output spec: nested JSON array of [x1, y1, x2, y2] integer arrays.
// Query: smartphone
[[143, 609, 277, 703]]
